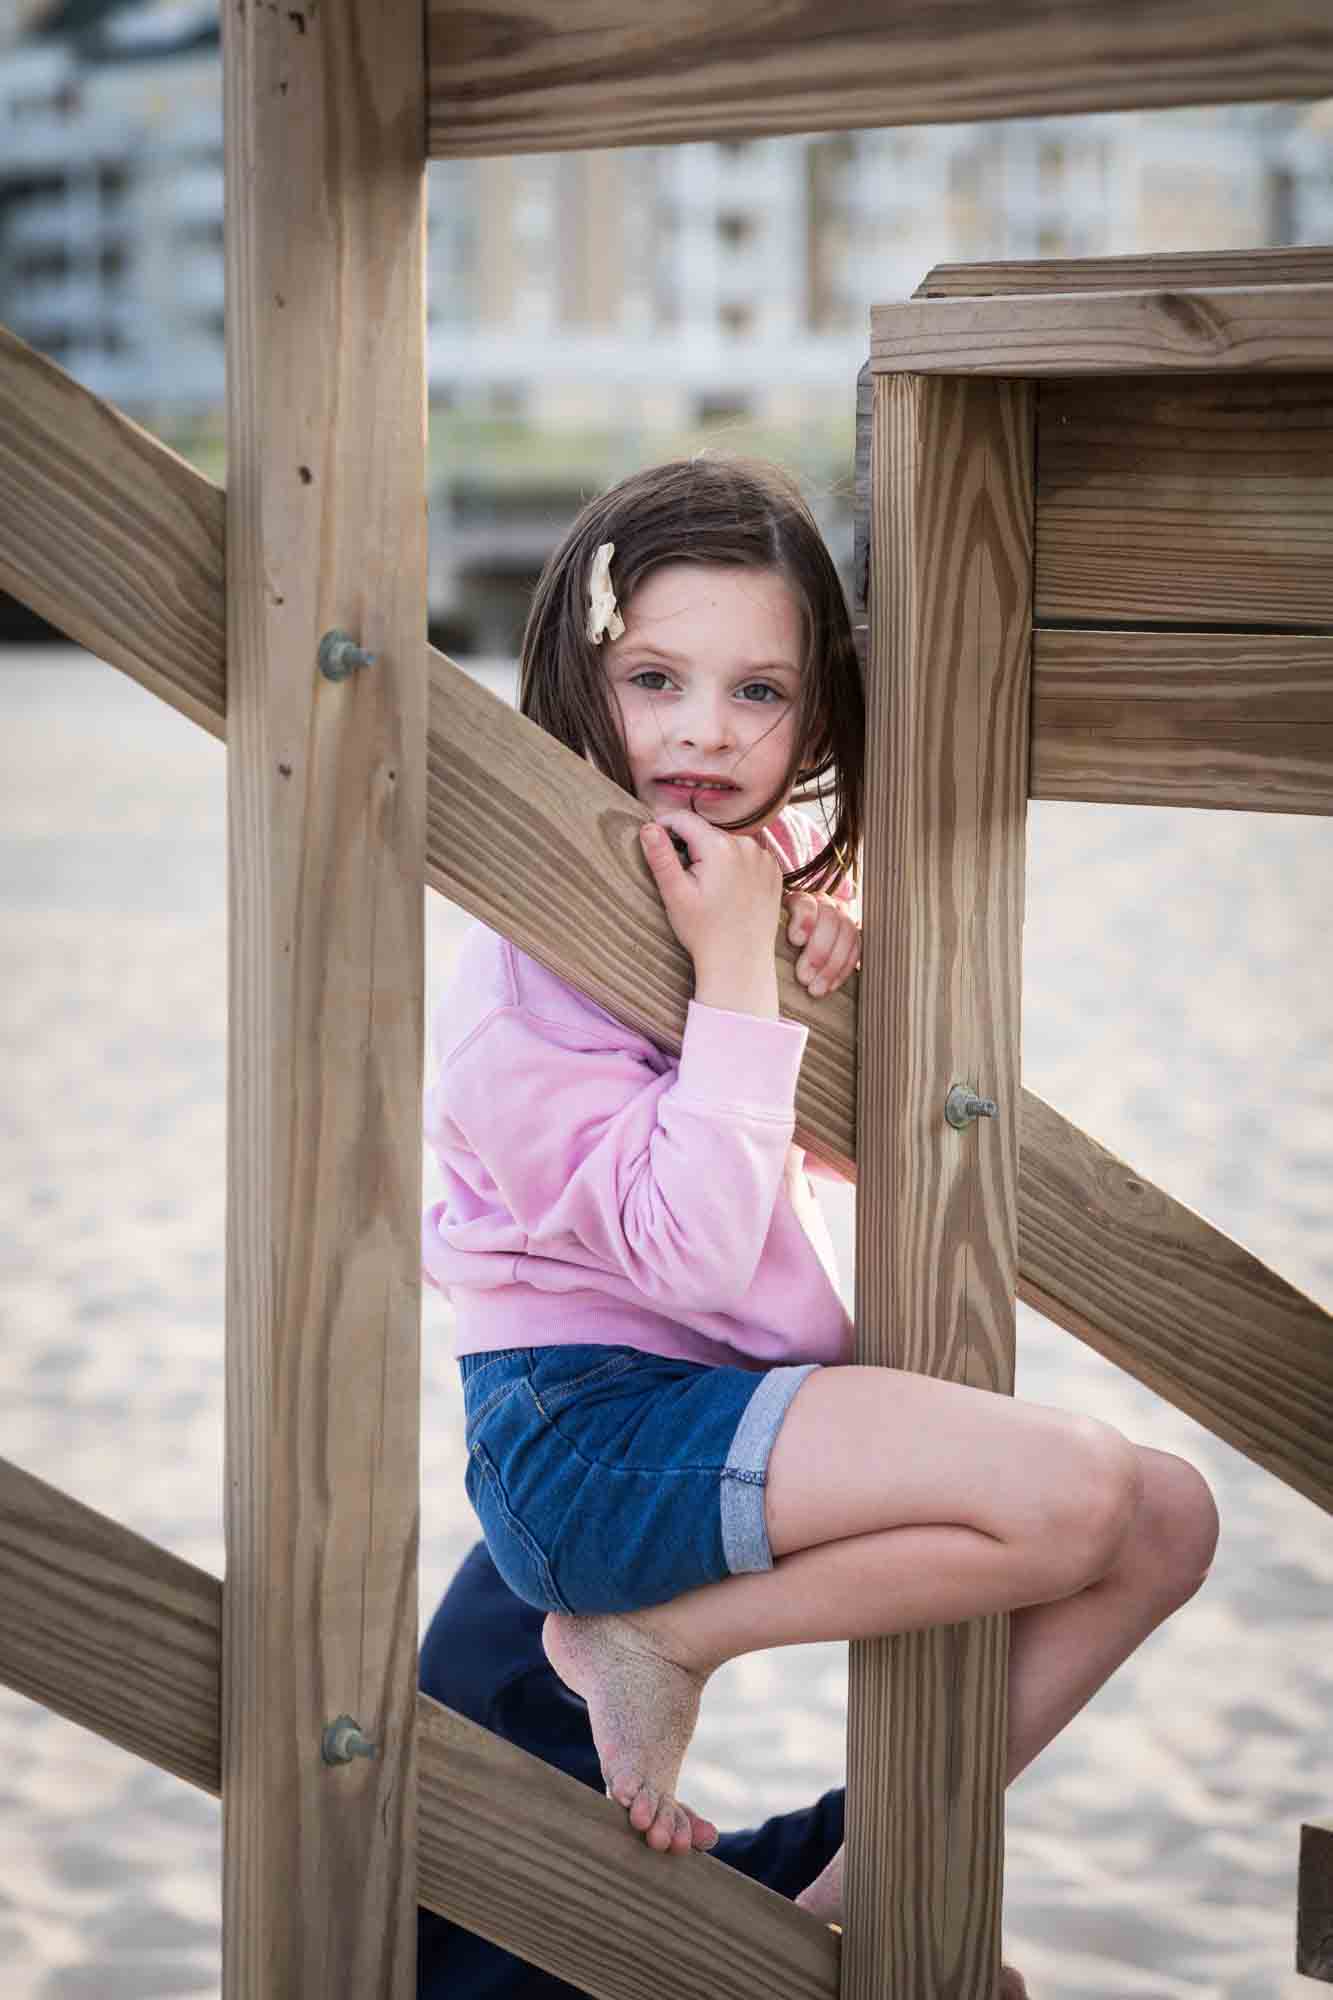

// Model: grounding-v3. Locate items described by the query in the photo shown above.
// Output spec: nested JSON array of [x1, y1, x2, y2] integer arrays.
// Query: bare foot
[[795, 1848, 1028, 1995], [543, 1609, 717, 1854]]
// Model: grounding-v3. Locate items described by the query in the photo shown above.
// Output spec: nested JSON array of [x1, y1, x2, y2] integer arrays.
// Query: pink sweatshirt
[[422, 807, 856, 1373]]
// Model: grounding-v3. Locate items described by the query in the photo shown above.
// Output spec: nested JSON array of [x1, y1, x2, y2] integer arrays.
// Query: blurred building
[[1, 2, 1331, 644]]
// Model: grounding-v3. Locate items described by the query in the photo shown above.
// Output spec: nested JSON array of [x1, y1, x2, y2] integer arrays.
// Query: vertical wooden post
[[221, 3, 427, 1994], [846, 372, 1034, 1999]]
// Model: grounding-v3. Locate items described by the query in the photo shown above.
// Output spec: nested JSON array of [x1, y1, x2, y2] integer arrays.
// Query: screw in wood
[[945, 1084, 998, 1130], [321, 1714, 379, 1764], [318, 629, 377, 681]]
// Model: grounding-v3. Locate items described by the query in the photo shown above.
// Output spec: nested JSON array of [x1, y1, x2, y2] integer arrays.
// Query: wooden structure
[[0, 5, 1332, 1997]]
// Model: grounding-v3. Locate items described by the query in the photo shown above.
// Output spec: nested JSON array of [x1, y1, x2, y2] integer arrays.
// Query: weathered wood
[[871, 283, 1333, 376], [424, 0, 1333, 157], [1031, 629, 1333, 814], [0, 323, 225, 737], [0, 1456, 220, 1793], [0, 1458, 840, 2000], [1036, 375, 1333, 630], [220, 2, 426, 1993], [915, 246, 1333, 300], [417, 1697, 841, 2000], [5, 356, 1333, 1512], [1017, 1095, 1333, 1517], [1299, 1822, 1333, 1983], [847, 373, 1033, 1998]]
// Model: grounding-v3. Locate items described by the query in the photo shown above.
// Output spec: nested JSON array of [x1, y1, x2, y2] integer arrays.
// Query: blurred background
[[1, 4, 1331, 1997]]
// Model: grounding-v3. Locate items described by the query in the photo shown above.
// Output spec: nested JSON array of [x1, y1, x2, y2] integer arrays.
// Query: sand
[[1, 647, 1330, 1997]]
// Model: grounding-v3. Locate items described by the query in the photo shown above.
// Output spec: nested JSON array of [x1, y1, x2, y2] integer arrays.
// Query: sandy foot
[[543, 1609, 718, 1853]]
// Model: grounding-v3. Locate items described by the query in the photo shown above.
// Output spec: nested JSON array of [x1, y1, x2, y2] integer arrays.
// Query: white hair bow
[[586, 541, 625, 645]]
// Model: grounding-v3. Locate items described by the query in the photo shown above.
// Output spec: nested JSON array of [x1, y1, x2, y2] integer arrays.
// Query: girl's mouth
[[656, 778, 739, 798]]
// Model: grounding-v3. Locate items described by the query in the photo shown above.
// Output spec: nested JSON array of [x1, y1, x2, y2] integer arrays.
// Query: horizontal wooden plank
[[914, 247, 1333, 300], [7, 355, 1331, 1505], [0, 1455, 839, 2000], [1031, 629, 1333, 812], [0, 325, 226, 741], [1017, 1094, 1333, 1516], [424, 0, 1333, 156], [1035, 375, 1333, 628], [871, 283, 1333, 376]]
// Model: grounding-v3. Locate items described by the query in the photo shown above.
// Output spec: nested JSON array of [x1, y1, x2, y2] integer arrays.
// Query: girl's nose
[[677, 691, 734, 750]]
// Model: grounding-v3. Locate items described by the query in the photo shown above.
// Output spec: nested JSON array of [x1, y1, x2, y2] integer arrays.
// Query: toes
[[627, 1781, 660, 1834], [685, 1805, 719, 1850]]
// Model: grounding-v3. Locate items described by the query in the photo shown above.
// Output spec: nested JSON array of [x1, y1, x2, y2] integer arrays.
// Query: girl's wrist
[[692, 960, 780, 1021]]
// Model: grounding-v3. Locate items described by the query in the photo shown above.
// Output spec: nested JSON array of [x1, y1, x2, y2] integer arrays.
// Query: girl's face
[[603, 562, 806, 836]]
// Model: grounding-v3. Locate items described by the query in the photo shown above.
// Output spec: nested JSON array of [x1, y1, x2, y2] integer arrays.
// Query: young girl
[[423, 458, 1218, 1967]]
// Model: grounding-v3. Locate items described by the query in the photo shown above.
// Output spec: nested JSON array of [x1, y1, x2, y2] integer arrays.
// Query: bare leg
[[544, 1369, 1217, 1856]]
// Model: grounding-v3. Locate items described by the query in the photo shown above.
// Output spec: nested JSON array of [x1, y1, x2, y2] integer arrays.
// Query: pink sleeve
[[440, 999, 809, 1312]]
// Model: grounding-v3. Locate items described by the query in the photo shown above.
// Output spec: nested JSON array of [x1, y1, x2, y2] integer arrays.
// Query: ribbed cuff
[[676, 1000, 807, 1115]]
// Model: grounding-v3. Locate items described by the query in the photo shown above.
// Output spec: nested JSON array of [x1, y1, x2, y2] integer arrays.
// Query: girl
[[423, 458, 1218, 1970]]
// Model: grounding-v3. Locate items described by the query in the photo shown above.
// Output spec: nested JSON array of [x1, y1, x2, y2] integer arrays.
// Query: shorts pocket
[[465, 1439, 572, 1615]]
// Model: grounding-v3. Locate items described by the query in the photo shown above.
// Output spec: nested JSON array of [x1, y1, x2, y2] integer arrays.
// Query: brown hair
[[518, 457, 864, 899]]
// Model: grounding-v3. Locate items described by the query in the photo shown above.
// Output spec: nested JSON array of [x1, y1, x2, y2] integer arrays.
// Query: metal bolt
[[945, 1084, 998, 1130], [321, 1714, 378, 1765], [318, 629, 377, 682]]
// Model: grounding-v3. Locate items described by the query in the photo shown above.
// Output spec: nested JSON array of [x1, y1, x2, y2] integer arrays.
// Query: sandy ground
[[1, 646, 1331, 1998]]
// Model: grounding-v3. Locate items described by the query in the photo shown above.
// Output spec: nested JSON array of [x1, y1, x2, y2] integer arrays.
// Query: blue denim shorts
[[460, 1344, 819, 1616]]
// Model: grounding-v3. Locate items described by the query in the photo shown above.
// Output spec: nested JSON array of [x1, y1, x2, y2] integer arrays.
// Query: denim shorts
[[460, 1344, 819, 1616]]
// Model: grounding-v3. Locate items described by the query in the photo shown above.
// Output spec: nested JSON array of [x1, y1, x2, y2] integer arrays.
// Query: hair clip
[[586, 541, 625, 646]]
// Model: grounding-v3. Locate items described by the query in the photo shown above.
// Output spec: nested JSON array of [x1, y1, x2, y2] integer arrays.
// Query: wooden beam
[[1299, 1822, 1333, 1983], [3, 358, 1331, 1510], [915, 246, 1333, 299], [0, 1456, 839, 2000], [1017, 1094, 1333, 1517], [424, 0, 1333, 157], [871, 284, 1333, 376], [0, 324, 225, 739], [1031, 629, 1333, 815], [1034, 375, 1333, 630], [847, 374, 1033, 1996], [0, 1456, 220, 1793], [220, 2, 426, 1993]]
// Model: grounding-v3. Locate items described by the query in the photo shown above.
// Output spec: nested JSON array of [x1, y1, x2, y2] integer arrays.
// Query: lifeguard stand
[[0, 6, 1331, 1998]]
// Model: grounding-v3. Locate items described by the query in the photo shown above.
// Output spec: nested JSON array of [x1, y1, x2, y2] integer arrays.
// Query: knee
[[1133, 1450, 1220, 1609], [1037, 1416, 1144, 1597]]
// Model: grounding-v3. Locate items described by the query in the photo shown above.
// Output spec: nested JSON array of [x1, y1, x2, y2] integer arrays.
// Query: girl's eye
[[628, 670, 672, 691], [739, 682, 782, 704]]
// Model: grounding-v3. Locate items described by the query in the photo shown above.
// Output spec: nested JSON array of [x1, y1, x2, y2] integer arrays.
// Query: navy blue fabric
[[417, 1541, 845, 2000]]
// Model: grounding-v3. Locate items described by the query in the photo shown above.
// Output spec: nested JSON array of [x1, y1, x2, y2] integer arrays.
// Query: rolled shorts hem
[[720, 1361, 818, 1575]]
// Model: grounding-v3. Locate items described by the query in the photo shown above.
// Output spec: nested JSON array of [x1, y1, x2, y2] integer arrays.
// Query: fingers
[[785, 893, 861, 997]]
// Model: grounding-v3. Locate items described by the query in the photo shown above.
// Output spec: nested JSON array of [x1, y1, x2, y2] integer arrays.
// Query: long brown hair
[[518, 457, 864, 898]]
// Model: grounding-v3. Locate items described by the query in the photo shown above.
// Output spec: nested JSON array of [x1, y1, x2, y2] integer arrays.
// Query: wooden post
[[221, 3, 427, 1994], [1300, 1822, 1333, 1983], [846, 373, 1033, 1997]]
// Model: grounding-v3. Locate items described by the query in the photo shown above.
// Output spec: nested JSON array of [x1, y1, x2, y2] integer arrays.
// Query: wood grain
[[915, 246, 1333, 300], [1031, 628, 1333, 813], [1018, 1094, 1333, 1515], [846, 374, 1034, 1999], [0, 1456, 221, 1792], [0, 324, 225, 738], [424, 0, 1333, 157], [871, 283, 1333, 375], [3, 358, 1331, 1510], [1035, 375, 1333, 629], [220, 3, 426, 1994], [0, 1458, 841, 2000]]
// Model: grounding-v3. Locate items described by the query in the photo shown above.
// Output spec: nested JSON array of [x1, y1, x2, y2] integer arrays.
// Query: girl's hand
[[784, 891, 861, 999], [639, 812, 784, 1019]]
